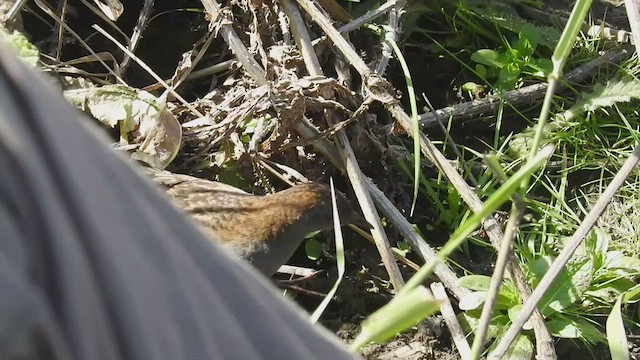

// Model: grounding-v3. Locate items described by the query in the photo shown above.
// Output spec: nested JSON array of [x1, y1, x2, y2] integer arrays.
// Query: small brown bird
[[146, 169, 372, 276]]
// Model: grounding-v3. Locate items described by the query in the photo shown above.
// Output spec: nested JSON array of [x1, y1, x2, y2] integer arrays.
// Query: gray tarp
[[0, 44, 359, 360]]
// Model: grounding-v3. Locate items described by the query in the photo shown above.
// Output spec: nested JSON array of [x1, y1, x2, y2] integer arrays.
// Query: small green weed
[[470, 29, 552, 91]]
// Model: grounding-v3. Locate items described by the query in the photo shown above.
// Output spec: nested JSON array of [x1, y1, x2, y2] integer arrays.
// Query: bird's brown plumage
[[146, 169, 371, 275]]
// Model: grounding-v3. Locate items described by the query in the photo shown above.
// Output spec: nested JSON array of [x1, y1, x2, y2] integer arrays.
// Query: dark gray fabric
[[0, 45, 359, 360]]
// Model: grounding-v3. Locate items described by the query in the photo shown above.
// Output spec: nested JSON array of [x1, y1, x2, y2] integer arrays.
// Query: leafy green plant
[[508, 77, 640, 163], [471, 30, 552, 91], [396, 152, 471, 230], [458, 225, 639, 355], [352, 1, 638, 358], [351, 146, 554, 351], [0, 27, 39, 67]]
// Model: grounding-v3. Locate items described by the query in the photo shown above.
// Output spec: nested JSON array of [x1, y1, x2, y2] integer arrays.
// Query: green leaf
[[471, 49, 507, 68], [304, 238, 323, 261], [447, 182, 460, 215], [506, 48, 522, 63], [530, 256, 553, 286], [584, 226, 609, 268], [459, 312, 509, 340], [468, 3, 560, 49], [622, 284, 640, 303], [459, 291, 485, 311], [497, 66, 519, 89], [0, 28, 39, 67], [587, 278, 637, 303], [459, 290, 517, 312], [475, 64, 487, 78], [459, 275, 492, 291], [607, 296, 630, 360], [547, 320, 582, 338], [547, 318, 605, 344], [64, 84, 181, 169], [532, 58, 553, 77], [503, 334, 534, 360], [507, 305, 533, 330], [462, 82, 482, 91], [350, 286, 440, 350], [495, 294, 517, 311], [380, 29, 421, 217], [605, 252, 640, 276], [394, 241, 412, 257], [517, 29, 537, 55], [533, 257, 594, 316], [558, 78, 640, 124]]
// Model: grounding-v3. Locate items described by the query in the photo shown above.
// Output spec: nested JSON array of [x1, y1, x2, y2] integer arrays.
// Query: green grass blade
[[310, 179, 345, 323], [349, 286, 440, 351], [606, 295, 630, 360], [385, 31, 421, 216], [402, 144, 555, 294], [528, 0, 592, 171]]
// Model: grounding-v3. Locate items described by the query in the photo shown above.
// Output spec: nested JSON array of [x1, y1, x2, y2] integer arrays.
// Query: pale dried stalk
[[293, 0, 370, 75], [374, 0, 407, 75], [431, 282, 471, 360], [471, 194, 525, 358], [200, 0, 267, 85], [331, 116, 405, 290], [281, 2, 405, 289], [119, 0, 154, 73], [280, 0, 322, 76]]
